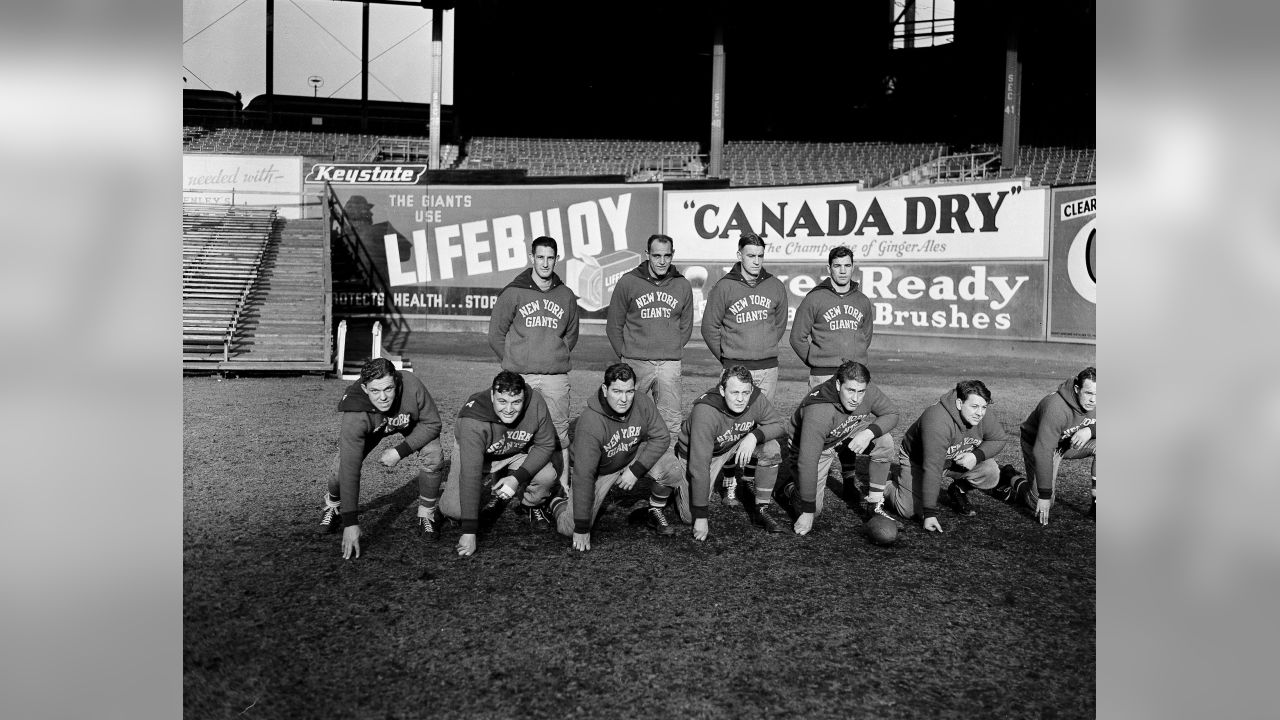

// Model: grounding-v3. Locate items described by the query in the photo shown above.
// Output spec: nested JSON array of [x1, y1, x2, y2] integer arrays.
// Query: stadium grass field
[[184, 333, 1095, 719]]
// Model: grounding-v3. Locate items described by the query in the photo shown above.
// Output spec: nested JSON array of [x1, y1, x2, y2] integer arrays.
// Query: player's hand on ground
[[616, 468, 638, 491], [572, 532, 591, 551], [379, 448, 401, 467], [923, 516, 943, 533], [952, 452, 977, 471], [794, 512, 814, 536], [847, 429, 874, 455], [733, 434, 758, 467], [456, 533, 477, 556], [342, 525, 361, 559], [1070, 426, 1092, 449], [693, 518, 709, 541], [1036, 498, 1052, 525]]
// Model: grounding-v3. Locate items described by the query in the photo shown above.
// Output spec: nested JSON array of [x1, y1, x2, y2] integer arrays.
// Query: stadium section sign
[[325, 183, 662, 319], [1048, 186, 1096, 343], [182, 154, 306, 219], [665, 181, 1048, 262], [687, 261, 1046, 340]]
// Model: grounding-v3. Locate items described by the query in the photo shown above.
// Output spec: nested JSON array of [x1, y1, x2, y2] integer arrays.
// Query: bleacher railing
[[322, 181, 411, 351], [181, 205, 277, 362]]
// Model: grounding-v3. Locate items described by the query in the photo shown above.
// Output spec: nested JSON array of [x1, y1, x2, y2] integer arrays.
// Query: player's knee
[[417, 440, 444, 470]]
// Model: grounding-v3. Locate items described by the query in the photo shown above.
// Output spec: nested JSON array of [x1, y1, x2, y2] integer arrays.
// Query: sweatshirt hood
[[938, 389, 968, 427], [693, 385, 762, 417], [723, 262, 775, 287], [799, 375, 844, 410], [587, 386, 633, 423], [812, 276, 860, 295], [338, 377, 402, 413], [504, 267, 565, 292], [1056, 378, 1090, 415], [627, 261, 685, 287]]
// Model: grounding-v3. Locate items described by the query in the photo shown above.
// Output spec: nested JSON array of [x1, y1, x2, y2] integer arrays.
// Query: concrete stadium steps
[[184, 217, 334, 374]]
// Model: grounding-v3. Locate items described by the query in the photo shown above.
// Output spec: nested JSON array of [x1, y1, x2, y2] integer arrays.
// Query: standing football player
[[789, 245, 874, 387]]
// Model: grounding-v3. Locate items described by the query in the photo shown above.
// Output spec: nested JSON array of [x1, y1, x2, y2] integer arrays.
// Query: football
[[866, 515, 899, 546]]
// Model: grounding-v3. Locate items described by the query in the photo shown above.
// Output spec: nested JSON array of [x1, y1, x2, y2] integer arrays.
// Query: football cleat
[[527, 504, 553, 532], [754, 503, 788, 534], [417, 509, 440, 541], [864, 500, 904, 531], [319, 496, 342, 534], [645, 506, 676, 536], [947, 482, 975, 517]]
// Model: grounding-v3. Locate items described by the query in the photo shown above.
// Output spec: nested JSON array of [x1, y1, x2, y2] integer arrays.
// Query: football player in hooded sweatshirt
[[699, 232, 789, 502], [606, 233, 694, 441], [992, 367, 1096, 524], [789, 246, 874, 387], [488, 236, 579, 487], [885, 379, 1008, 532], [648, 365, 787, 539], [321, 358, 443, 560], [548, 363, 679, 551], [417, 371, 562, 557], [774, 361, 901, 536]]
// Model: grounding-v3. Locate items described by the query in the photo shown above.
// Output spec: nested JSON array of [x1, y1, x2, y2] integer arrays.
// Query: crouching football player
[[548, 363, 678, 551], [774, 361, 900, 536], [321, 358, 443, 560], [419, 371, 561, 557], [650, 365, 786, 540], [991, 366, 1096, 525], [884, 379, 1007, 532]]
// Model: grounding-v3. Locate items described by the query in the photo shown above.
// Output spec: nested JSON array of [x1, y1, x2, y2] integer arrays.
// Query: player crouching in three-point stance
[[548, 363, 678, 551], [657, 365, 786, 540], [418, 371, 562, 557], [883, 379, 1007, 532], [774, 361, 900, 536], [992, 366, 1096, 525], [321, 358, 443, 560]]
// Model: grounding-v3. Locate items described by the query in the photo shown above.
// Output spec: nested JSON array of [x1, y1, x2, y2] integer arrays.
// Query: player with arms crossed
[[884, 379, 1007, 532], [992, 366, 1096, 524], [774, 361, 900, 535], [700, 232, 789, 503], [321, 358, 443, 560], [606, 233, 694, 441], [418, 371, 561, 557], [789, 245, 874, 386], [488, 236, 579, 483], [548, 363, 678, 551], [649, 365, 787, 539]]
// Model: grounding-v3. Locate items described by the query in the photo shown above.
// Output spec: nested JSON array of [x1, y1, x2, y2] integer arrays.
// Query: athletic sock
[[418, 496, 438, 516], [649, 485, 671, 508]]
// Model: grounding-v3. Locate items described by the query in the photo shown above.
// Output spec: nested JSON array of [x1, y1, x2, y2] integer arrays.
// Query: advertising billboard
[[318, 177, 662, 319], [182, 154, 306, 219], [1048, 186, 1096, 343], [664, 180, 1048, 263]]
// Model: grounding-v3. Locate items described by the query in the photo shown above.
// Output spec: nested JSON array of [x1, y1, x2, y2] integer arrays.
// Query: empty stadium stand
[[721, 140, 948, 187], [184, 127, 460, 167], [459, 136, 701, 178], [992, 145, 1095, 186], [182, 203, 333, 373]]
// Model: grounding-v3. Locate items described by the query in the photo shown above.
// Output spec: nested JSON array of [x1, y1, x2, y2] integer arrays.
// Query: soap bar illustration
[[566, 250, 641, 311]]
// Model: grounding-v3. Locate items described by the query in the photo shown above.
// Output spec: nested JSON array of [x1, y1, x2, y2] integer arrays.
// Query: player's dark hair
[[834, 360, 871, 385], [491, 370, 527, 397], [718, 365, 755, 389], [646, 233, 674, 253], [955, 379, 992, 404], [359, 357, 399, 386], [827, 245, 854, 265], [1075, 366, 1096, 387], [531, 236, 558, 255], [738, 232, 766, 250], [603, 362, 636, 387]]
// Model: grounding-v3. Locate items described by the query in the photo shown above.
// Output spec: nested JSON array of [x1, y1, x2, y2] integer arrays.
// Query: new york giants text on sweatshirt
[[699, 263, 789, 370], [899, 389, 1007, 518], [606, 262, 694, 361], [487, 268, 580, 374], [675, 386, 784, 519], [570, 388, 670, 533], [1020, 378, 1096, 498]]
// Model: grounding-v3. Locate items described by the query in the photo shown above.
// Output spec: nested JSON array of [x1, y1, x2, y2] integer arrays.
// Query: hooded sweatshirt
[[336, 370, 442, 526], [900, 389, 1008, 519], [788, 277, 874, 374], [453, 387, 559, 533], [571, 388, 670, 533], [1020, 378, 1097, 498], [606, 261, 694, 361], [487, 268, 580, 374], [784, 377, 899, 513], [675, 385, 785, 519], [700, 262, 789, 370]]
